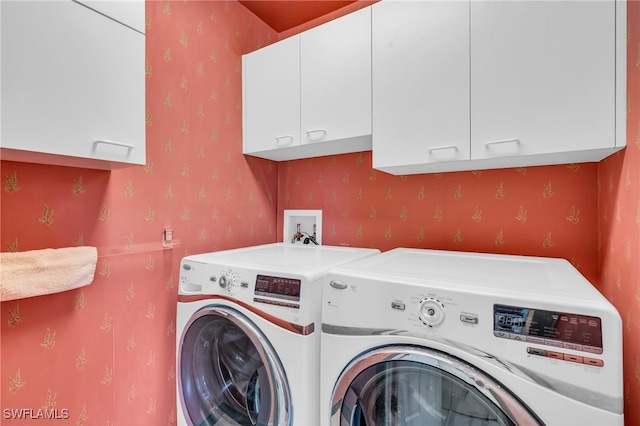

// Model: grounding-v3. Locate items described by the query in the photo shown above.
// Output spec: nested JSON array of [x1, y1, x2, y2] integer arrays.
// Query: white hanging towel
[[0, 246, 98, 302]]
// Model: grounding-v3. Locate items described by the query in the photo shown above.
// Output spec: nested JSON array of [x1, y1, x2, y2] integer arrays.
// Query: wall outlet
[[283, 210, 322, 245]]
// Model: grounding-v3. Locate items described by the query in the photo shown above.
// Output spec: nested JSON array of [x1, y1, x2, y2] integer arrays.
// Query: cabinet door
[[301, 6, 371, 147], [372, 1, 470, 175], [243, 36, 301, 157], [1, 0, 145, 168], [471, 1, 615, 162]]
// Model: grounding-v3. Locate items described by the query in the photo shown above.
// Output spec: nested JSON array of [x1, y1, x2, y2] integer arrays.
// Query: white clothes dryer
[[176, 243, 379, 426], [320, 248, 623, 426]]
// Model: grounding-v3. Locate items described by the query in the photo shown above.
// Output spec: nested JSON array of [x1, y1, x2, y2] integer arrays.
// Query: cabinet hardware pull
[[275, 135, 294, 146], [305, 129, 327, 142], [305, 129, 327, 135], [93, 139, 134, 150], [428, 145, 458, 153], [484, 138, 520, 147]]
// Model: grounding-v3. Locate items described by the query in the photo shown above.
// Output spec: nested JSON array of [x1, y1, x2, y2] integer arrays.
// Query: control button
[[582, 345, 604, 355], [391, 301, 406, 311], [545, 351, 564, 360], [510, 334, 526, 342], [209, 276, 216, 282], [182, 264, 192, 270], [563, 342, 583, 352], [564, 354, 583, 364], [329, 280, 348, 290], [526, 336, 545, 345], [494, 331, 510, 339], [583, 357, 604, 367], [544, 339, 563, 348], [459, 313, 478, 325], [526, 347, 546, 356]]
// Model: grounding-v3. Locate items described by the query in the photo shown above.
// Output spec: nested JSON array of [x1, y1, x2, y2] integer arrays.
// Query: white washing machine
[[320, 248, 623, 426], [176, 243, 379, 426]]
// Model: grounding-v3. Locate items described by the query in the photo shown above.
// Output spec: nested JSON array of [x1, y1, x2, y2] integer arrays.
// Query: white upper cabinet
[[300, 6, 371, 150], [243, 7, 372, 161], [372, 1, 470, 175], [243, 35, 301, 156], [470, 0, 621, 168], [372, 0, 625, 175], [1, 0, 145, 170]]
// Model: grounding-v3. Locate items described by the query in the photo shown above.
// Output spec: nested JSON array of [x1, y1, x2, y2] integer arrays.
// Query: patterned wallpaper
[[598, 0, 640, 420], [1, 1, 277, 425], [278, 156, 600, 282], [0, 1, 638, 425]]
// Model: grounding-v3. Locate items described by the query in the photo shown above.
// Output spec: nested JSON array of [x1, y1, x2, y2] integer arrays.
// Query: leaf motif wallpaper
[[278, 156, 600, 282], [0, 1, 639, 425], [598, 1, 640, 420], [1, 1, 278, 425]]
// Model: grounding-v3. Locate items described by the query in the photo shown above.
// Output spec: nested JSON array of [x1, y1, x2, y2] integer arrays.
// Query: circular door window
[[331, 345, 541, 426], [179, 305, 291, 426]]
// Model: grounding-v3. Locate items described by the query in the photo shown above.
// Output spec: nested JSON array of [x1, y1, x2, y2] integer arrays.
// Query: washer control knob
[[218, 273, 236, 291], [419, 297, 445, 327], [218, 275, 229, 289]]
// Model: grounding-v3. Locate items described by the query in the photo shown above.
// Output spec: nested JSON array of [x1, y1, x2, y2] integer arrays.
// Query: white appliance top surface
[[185, 243, 379, 278], [330, 248, 603, 301]]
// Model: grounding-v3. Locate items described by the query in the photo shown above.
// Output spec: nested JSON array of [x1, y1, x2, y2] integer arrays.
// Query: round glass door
[[331, 345, 541, 426], [179, 305, 291, 426]]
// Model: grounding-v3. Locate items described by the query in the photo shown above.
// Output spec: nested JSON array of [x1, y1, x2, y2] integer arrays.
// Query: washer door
[[330, 345, 541, 426], [178, 305, 291, 426]]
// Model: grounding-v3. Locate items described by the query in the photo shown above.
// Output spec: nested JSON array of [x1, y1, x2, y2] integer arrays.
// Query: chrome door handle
[[275, 135, 294, 146], [93, 139, 134, 150], [484, 138, 520, 147]]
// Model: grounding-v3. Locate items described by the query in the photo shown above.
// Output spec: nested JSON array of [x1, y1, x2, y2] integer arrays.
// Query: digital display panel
[[254, 275, 301, 302], [494, 304, 603, 350]]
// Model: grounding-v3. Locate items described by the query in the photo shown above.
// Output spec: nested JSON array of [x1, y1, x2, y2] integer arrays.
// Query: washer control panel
[[494, 303, 605, 368], [386, 292, 480, 331], [493, 304, 603, 354]]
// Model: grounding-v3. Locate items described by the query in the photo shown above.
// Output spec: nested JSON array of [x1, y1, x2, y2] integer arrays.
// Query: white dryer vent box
[[284, 209, 322, 245]]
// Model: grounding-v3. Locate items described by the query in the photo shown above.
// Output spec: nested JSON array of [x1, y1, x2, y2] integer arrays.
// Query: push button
[[583, 357, 604, 367], [545, 351, 564, 360], [391, 301, 406, 311], [494, 331, 510, 339], [563, 354, 583, 364], [526, 347, 546, 356], [459, 313, 478, 324]]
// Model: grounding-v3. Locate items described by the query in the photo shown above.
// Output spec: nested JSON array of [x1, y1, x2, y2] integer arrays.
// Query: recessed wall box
[[283, 210, 322, 245]]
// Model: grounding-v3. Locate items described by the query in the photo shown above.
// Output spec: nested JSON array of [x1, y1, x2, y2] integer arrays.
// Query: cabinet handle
[[427, 145, 458, 161], [428, 145, 458, 153], [93, 139, 134, 150], [275, 136, 294, 146], [484, 138, 520, 147], [305, 129, 327, 141]]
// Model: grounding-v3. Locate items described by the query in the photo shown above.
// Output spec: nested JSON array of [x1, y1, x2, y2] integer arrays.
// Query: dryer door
[[179, 305, 291, 426], [330, 345, 541, 426]]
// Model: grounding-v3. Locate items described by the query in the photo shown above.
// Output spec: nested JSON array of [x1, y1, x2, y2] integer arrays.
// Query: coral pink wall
[[278, 156, 599, 282], [1, 1, 638, 425], [1, 2, 277, 424], [598, 1, 640, 421]]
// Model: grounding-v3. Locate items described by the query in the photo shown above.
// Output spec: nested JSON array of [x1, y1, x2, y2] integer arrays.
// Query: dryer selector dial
[[419, 297, 445, 327]]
